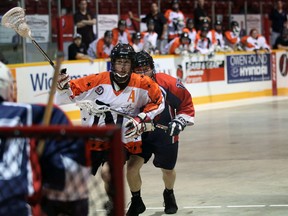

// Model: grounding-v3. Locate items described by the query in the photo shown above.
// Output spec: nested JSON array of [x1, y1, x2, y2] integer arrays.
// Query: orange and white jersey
[[112, 28, 132, 46], [166, 37, 194, 54], [142, 31, 158, 51], [87, 38, 114, 58], [241, 34, 270, 51], [195, 36, 213, 54], [164, 9, 185, 40], [182, 28, 197, 44], [55, 72, 164, 154], [96, 38, 114, 58], [224, 30, 240, 48]]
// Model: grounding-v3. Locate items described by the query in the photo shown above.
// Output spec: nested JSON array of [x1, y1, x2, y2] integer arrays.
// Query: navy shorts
[[138, 128, 179, 170]]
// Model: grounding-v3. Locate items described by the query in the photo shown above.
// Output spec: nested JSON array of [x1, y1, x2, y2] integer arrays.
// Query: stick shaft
[[37, 52, 63, 155], [31, 39, 55, 68]]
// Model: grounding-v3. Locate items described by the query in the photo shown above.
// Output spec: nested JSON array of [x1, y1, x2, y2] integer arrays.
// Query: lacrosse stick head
[[1, 7, 32, 38], [76, 100, 111, 117]]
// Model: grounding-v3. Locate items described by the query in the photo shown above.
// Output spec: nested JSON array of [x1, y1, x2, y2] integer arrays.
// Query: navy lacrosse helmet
[[134, 50, 155, 71]]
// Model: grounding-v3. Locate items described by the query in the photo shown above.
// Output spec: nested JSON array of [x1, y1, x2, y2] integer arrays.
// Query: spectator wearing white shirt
[[241, 28, 271, 53], [142, 19, 159, 55]]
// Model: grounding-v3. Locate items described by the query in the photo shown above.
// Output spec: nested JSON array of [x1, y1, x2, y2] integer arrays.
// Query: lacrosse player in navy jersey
[[126, 51, 195, 215], [0, 61, 90, 216]]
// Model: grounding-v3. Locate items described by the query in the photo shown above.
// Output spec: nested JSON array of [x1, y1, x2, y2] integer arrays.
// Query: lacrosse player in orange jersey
[[55, 43, 164, 216]]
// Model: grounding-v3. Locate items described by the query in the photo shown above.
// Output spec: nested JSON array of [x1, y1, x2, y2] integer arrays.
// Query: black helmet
[[186, 18, 194, 25], [230, 21, 239, 27], [215, 20, 222, 26], [135, 50, 155, 71], [132, 32, 141, 40], [104, 30, 113, 38], [110, 43, 135, 83], [180, 32, 191, 43], [200, 26, 209, 32], [118, 19, 126, 27]]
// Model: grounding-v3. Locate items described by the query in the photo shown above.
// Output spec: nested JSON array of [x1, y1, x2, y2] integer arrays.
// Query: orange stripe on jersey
[[70, 72, 111, 96]]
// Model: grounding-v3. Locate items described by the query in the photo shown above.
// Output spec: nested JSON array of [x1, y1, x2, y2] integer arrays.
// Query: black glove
[[167, 117, 186, 136]]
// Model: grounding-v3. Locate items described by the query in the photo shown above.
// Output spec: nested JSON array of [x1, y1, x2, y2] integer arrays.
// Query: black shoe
[[104, 200, 113, 216], [126, 196, 146, 216], [163, 190, 178, 214]]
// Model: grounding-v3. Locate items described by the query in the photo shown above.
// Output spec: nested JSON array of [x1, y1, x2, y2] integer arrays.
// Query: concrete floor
[[90, 96, 288, 216]]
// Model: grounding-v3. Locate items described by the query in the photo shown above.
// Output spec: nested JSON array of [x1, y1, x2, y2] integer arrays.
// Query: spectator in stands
[[132, 32, 144, 52], [112, 19, 132, 46], [195, 26, 215, 55], [142, 19, 159, 55], [241, 28, 271, 53], [164, 0, 185, 42], [87, 30, 114, 59], [166, 32, 195, 55], [68, 33, 94, 63], [128, 2, 167, 52], [269, 0, 287, 48], [193, 0, 211, 31], [74, 0, 96, 49], [224, 21, 243, 51], [273, 28, 288, 50], [182, 18, 197, 46]]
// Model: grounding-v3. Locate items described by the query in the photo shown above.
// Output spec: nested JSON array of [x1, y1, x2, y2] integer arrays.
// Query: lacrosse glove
[[168, 117, 186, 136], [124, 112, 149, 138], [56, 68, 70, 91]]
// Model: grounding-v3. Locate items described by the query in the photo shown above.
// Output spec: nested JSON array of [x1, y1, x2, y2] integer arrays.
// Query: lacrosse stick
[[37, 52, 64, 156], [1, 7, 55, 69], [76, 100, 168, 131]]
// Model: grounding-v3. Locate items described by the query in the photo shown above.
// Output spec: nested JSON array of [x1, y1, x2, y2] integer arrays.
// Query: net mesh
[[0, 125, 124, 216]]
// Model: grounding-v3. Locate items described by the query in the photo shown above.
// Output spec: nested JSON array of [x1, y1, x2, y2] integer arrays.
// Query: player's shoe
[[163, 190, 178, 214], [126, 196, 146, 216], [104, 200, 113, 216]]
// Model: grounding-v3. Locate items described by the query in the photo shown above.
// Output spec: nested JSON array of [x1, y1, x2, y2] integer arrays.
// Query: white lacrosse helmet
[[0, 61, 14, 101]]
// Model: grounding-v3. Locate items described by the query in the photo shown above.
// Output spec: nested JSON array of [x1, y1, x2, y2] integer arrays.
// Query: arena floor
[[90, 96, 288, 216]]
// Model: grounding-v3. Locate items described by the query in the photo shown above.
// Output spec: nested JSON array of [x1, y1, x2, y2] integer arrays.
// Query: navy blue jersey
[[0, 101, 88, 215]]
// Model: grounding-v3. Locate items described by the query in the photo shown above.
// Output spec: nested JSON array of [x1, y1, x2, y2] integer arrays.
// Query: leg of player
[[101, 162, 114, 216], [126, 155, 146, 216], [161, 168, 178, 214]]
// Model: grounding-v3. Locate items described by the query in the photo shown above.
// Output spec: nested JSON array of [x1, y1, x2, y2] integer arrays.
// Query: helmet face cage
[[110, 43, 136, 83], [0, 61, 14, 101], [134, 51, 155, 77]]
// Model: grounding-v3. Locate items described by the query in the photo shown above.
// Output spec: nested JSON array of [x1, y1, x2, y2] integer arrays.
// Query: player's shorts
[[138, 128, 179, 170], [41, 198, 89, 216], [90, 149, 130, 175]]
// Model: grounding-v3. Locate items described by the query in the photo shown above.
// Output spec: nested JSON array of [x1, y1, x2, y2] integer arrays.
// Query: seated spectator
[[182, 18, 197, 46], [87, 30, 114, 58], [166, 32, 194, 55], [210, 20, 232, 52], [241, 28, 271, 53], [132, 32, 144, 52], [224, 21, 243, 51], [68, 33, 93, 63], [195, 26, 215, 55], [112, 19, 132, 45], [273, 28, 288, 50], [164, 0, 185, 42], [142, 19, 159, 55]]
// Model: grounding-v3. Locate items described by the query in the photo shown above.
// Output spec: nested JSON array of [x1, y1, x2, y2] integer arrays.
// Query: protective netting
[[0, 125, 124, 216]]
